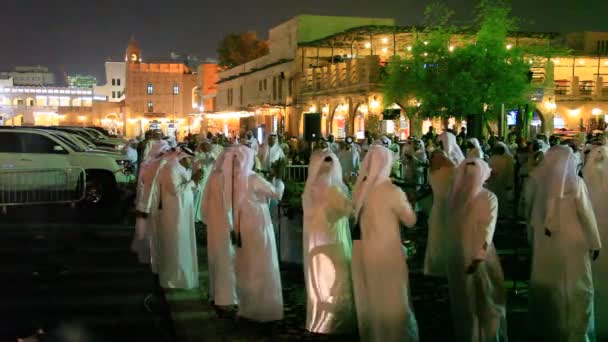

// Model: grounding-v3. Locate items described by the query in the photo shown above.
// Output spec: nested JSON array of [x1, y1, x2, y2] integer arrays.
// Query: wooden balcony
[[300, 56, 382, 95]]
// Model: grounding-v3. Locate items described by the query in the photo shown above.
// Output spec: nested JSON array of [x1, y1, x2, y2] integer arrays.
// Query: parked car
[[0, 128, 134, 206]]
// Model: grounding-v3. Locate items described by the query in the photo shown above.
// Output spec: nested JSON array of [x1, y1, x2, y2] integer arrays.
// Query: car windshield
[[74, 135, 97, 148], [49, 132, 85, 152], [84, 128, 106, 140], [61, 133, 91, 150], [66, 128, 97, 141]]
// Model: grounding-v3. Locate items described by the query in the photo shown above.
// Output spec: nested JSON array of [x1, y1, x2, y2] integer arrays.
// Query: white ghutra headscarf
[[353, 145, 394, 222], [438, 131, 465, 165], [583, 145, 608, 196], [448, 157, 492, 212], [529, 145, 579, 233], [303, 151, 348, 215]]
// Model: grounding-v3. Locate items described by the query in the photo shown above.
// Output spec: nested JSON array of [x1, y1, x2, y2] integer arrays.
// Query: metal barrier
[[285, 165, 308, 183], [0, 168, 86, 208]]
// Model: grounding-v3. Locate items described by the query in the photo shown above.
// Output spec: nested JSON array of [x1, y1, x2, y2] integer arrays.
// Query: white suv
[[0, 128, 134, 205]]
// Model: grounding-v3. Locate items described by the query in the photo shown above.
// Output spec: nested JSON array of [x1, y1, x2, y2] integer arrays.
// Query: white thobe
[[193, 151, 215, 223], [338, 148, 360, 179], [351, 180, 419, 342], [143, 140, 169, 162], [235, 175, 285, 321], [157, 159, 199, 289], [423, 167, 454, 277], [259, 144, 285, 171], [133, 158, 165, 273], [445, 190, 507, 342], [303, 185, 356, 334], [525, 177, 601, 341], [329, 142, 340, 155], [202, 170, 237, 306], [585, 174, 608, 340]]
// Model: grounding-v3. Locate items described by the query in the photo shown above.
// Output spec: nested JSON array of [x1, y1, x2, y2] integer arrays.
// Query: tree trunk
[[466, 114, 484, 140]]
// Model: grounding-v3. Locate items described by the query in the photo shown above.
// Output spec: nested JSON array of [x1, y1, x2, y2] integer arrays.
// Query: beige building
[[214, 15, 395, 138], [217, 15, 608, 139], [123, 37, 198, 138]]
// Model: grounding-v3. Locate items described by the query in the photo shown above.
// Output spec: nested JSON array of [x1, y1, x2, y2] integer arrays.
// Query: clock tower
[[125, 35, 141, 64]]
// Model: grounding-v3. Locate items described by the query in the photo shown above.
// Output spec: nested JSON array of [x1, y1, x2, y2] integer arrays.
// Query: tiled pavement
[[166, 221, 530, 341]]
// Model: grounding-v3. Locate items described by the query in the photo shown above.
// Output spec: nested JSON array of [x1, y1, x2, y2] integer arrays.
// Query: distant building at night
[[93, 61, 126, 103], [67, 74, 97, 88], [217, 15, 608, 139], [123, 36, 198, 138], [0, 66, 55, 86], [214, 15, 396, 138]]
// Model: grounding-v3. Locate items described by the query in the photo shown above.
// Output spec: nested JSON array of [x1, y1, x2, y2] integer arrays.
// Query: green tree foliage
[[384, 1, 539, 136], [217, 32, 269, 68]]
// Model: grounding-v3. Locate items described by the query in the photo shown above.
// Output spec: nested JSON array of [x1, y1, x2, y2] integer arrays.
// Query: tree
[[217, 32, 269, 69], [384, 0, 538, 138]]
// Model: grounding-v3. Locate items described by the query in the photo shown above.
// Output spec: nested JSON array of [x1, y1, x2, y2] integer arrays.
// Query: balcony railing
[[300, 56, 381, 93]]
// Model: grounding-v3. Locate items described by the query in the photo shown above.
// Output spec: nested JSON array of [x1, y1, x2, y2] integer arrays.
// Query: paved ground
[[0, 204, 530, 341], [0, 218, 174, 342], [166, 221, 530, 341]]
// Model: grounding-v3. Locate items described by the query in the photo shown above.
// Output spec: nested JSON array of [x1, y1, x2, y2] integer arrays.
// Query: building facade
[[0, 66, 55, 86], [214, 15, 395, 139], [0, 77, 101, 126], [123, 37, 198, 138], [67, 74, 97, 89], [217, 15, 608, 140], [93, 61, 126, 103]]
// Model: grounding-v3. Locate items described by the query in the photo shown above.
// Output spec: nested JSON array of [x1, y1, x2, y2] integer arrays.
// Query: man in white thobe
[[259, 134, 285, 172], [245, 131, 259, 155], [445, 158, 507, 341], [143, 130, 170, 163], [202, 148, 238, 308], [525, 145, 601, 341], [157, 146, 203, 289], [133, 146, 171, 270], [327, 134, 340, 155], [337, 137, 360, 182], [233, 145, 285, 322], [302, 151, 356, 334], [193, 140, 217, 224], [583, 145, 608, 340]]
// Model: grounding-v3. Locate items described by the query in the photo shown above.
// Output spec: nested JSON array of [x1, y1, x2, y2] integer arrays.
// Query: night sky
[[1, 0, 607, 83]]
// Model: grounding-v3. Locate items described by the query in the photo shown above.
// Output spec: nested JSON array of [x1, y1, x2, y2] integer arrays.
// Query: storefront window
[[333, 115, 346, 139]]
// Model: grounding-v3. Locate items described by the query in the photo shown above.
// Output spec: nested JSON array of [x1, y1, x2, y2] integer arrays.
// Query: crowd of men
[[127, 126, 608, 341]]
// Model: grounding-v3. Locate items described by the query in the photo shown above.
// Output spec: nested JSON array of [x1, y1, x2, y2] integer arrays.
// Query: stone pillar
[[596, 76, 603, 97], [571, 76, 580, 96], [347, 98, 355, 137]]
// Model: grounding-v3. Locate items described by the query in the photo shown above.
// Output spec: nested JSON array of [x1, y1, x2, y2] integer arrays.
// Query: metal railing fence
[[0, 168, 86, 208]]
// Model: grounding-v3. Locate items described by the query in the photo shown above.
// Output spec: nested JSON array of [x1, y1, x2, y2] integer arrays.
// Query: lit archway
[[329, 104, 349, 139]]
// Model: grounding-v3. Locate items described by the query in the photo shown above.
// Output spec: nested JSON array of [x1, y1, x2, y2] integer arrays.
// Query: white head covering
[[303, 151, 348, 214], [148, 140, 171, 161], [530, 145, 579, 233], [494, 141, 513, 157], [448, 157, 491, 211], [467, 138, 484, 159], [583, 145, 608, 194], [353, 145, 394, 221], [438, 131, 465, 165]]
